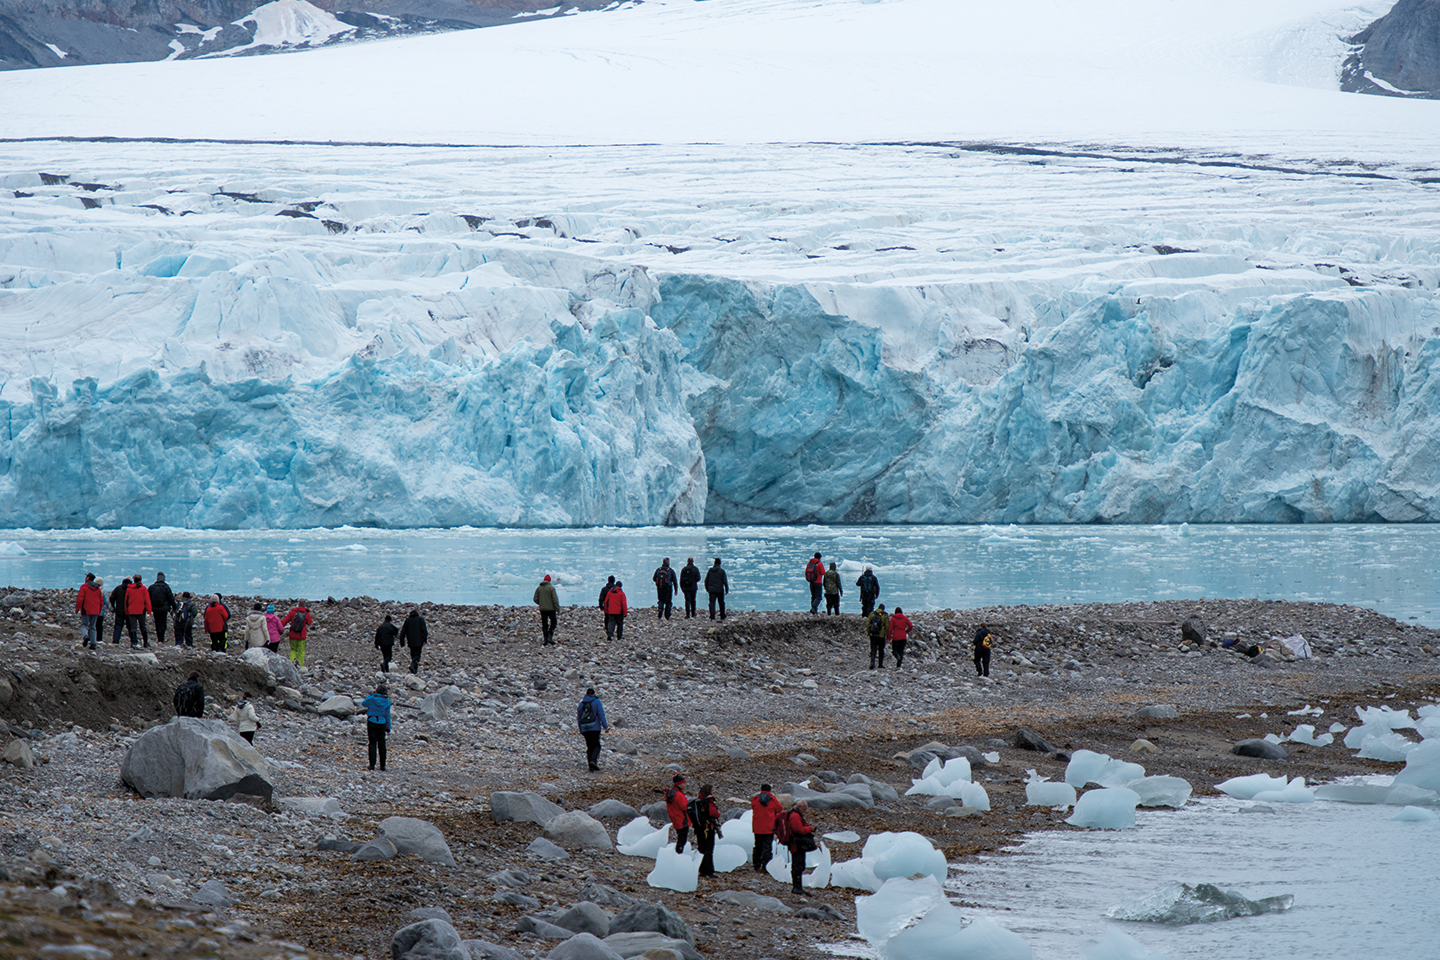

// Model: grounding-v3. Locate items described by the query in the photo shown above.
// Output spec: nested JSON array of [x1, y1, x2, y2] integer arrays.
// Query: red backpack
[[773, 809, 794, 846]]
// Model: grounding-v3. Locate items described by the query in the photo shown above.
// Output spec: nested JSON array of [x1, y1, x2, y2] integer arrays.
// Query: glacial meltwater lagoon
[[0, 523, 1435, 626]]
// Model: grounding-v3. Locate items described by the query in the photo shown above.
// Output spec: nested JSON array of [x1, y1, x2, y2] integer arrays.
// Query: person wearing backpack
[[602, 581, 628, 642], [665, 774, 690, 853], [888, 606, 914, 668], [174, 592, 197, 647], [375, 613, 399, 673], [973, 622, 994, 677], [203, 594, 230, 651], [534, 574, 560, 645], [652, 558, 678, 621], [689, 784, 721, 877], [264, 604, 282, 653], [109, 576, 131, 645], [822, 561, 843, 616], [576, 686, 609, 772], [148, 571, 176, 645], [856, 566, 880, 618], [751, 783, 781, 872], [804, 552, 825, 614], [282, 602, 313, 667], [780, 800, 816, 895], [867, 604, 890, 669], [400, 607, 427, 673]]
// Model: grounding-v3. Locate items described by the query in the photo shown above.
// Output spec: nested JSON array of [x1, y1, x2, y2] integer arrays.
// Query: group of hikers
[[664, 774, 817, 895], [533, 557, 732, 645]]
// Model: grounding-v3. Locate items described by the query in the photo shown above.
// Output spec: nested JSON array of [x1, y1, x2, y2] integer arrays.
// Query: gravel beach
[[2, 586, 1438, 960]]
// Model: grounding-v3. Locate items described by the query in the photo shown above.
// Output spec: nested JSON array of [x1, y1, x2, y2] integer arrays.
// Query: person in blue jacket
[[363, 683, 392, 771], [576, 687, 609, 772]]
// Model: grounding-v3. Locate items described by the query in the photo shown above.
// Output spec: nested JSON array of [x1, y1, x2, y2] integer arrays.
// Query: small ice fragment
[[1357, 732, 1418, 762], [1106, 882, 1293, 924], [1393, 741, 1440, 793], [0, 541, 28, 556], [1025, 770, 1077, 808], [1125, 775, 1192, 808], [713, 843, 748, 873], [829, 855, 882, 892], [869, 832, 947, 883], [616, 817, 669, 858], [1215, 773, 1287, 800], [1067, 787, 1141, 829], [1251, 777, 1315, 803], [1263, 734, 1283, 744], [879, 902, 1033, 960], [1329, 722, 1347, 733], [983, 751, 1000, 763], [823, 830, 861, 843], [1390, 805, 1438, 821], [1286, 724, 1333, 747], [1236, 713, 1251, 719]]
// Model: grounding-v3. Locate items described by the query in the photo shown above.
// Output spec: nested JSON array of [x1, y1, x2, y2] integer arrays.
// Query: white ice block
[[855, 875, 947, 944], [1124, 775, 1192, 808], [647, 844, 701, 892], [1066, 787, 1141, 829]]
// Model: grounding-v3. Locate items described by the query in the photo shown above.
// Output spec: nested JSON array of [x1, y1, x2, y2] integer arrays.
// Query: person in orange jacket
[[783, 800, 816, 895], [125, 573, 153, 648], [602, 580, 628, 642], [750, 783, 782, 872], [887, 606, 914, 668], [203, 594, 231, 651], [665, 774, 690, 853], [75, 572, 104, 649]]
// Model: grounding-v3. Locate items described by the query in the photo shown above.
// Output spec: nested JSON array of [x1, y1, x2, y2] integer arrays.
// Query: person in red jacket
[[203, 594, 231, 651], [665, 774, 690, 854], [751, 783, 781, 873], [888, 606, 914, 669], [125, 573, 153, 648], [602, 580, 628, 642], [784, 800, 816, 895], [75, 572, 104, 649]]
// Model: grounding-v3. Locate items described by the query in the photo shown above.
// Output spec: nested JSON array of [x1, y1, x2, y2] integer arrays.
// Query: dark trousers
[[825, 594, 840, 615], [809, 582, 822, 614], [892, 639, 907, 668], [153, 612, 169, 645], [583, 729, 601, 771], [605, 613, 624, 642], [127, 614, 150, 646], [368, 722, 388, 770], [674, 825, 689, 854], [409, 646, 423, 673], [111, 613, 125, 644], [209, 631, 227, 651], [698, 827, 716, 877], [975, 647, 991, 676], [869, 637, 886, 668], [540, 609, 557, 644], [378, 645, 393, 672], [176, 621, 194, 646], [656, 592, 672, 620], [682, 589, 697, 618], [753, 832, 774, 871], [861, 596, 876, 618], [240, 730, 254, 744], [791, 845, 807, 891], [708, 592, 725, 620]]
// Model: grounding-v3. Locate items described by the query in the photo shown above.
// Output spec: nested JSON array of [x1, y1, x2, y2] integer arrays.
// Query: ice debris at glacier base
[[1064, 749, 1145, 789], [1024, 770, 1077, 809], [1066, 787, 1141, 829], [856, 876, 1032, 960], [1105, 882, 1293, 925], [1079, 929, 1173, 960]]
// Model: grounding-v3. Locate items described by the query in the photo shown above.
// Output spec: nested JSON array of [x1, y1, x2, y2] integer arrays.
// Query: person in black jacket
[[652, 558, 677, 621], [375, 613, 399, 673], [173, 672, 205, 718], [109, 577, 130, 644], [400, 608, 428, 674], [679, 558, 701, 619], [704, 558, 729, 621], [856, 566, 880, 618], [148, 571, 177, 645]]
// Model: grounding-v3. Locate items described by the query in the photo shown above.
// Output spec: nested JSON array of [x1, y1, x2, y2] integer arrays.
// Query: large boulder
[[121, 718, 271, 800], [464, 941, 527, 960], [238, 647, 302, 688], [392, 918, 468, 960], [378, 817, 456, 866], [1, 738, 34, 769], [609, 903, 692, 945], [317, 695, 358, 719], [602, 933, 700, 960], [547, 933, 623, 960], [491, 790, 565, 826], [555, 901, 612, 937], [545, 811, 612, 850], [589, 799, 640, 819]]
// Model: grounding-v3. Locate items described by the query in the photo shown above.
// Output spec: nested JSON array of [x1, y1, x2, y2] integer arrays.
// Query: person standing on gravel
[[856, 566, 880, 618], [973, 622, 994, 677], [375, 613, 399, 672], [690, 784, 721, 878], [783, 799, 816, 895], [823, 561, 843, 616], [204, 594, 230, 651], [244, 603, 268, 648], [888, 606, 914, 668], [666, 774, 690, 853], [867, 604, 890, 669], [263, 604, 282, 653], [652, 558, 678, 621], [282, 602, 314, 667], [679, 557, 701, 619], [576, 686, 609, 772], [125, 573, 153, 647], [705, 558, 729, 621], [400, 607, 427, 673], [174, 592, 197, 648], [174, 672, 205, 718], [534, 574, 560, 645], [363, 682, 392, 771], [805, 552, 825, 614], [76, 572, 103, 649], [148, 572, 176, 645], [751, 783, 781, 872], [109, 576, 130, 644], [94, 576, 108, 646], [599, 575, 616, 612], [602, 581, 628, 642], [229, 693, 260, 744]]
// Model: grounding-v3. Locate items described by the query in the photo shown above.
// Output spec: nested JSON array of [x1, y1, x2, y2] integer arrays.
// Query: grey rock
[[192, 878, 233, 907], [1015, 726, 1057, 753], [710, 890, 791, 913], [547, 932, 624, 960], [378, 817, 456, 866], [814, 770, 843, 784], [601, 932, 700, 960], [612, 738, 640, 755], [1232, 739, 1289, 760], [317, 695, 358, 718], [238, 647, 302, 687], [1, 738, 34, 769], [609, 903, 693, 944], [784, 781, 872, 810], [577, 881, 636, 907], [1343, 0, 1440, 98], [925, 795, 959, 810], [353, 837, 399, 861], [640, 801, 668, 821], [277, 796, 344, 817], [795, 904, 846, 921], [556, 901, 613, 937], [545, 811, 612, 850], [410, 907, 453, 924], [490, 868, 538, 888], [120, 717, 272, 800], [519, 916, 576, 938], [1137, 704, 1180, 720], [529, 837, 571, 861], [490, 790, 566, 826], [1181, 618, 1207, 646], [318, 838, 362, 853], [589, 799, 641, 819], [952, 745, 989, 767], [725, 745, 750, 759], [463, 940, 527, 960], [494, 890, 541, 908], [418, 693, 449, 722], [391, 918, 468, 960]]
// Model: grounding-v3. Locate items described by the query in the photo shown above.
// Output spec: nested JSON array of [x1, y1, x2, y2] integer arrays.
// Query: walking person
[[282, 601, 313, 667], [534, 574, 560, 645], [856, 566, 880, 618], [173, 672, 205, 718], [973, 622, 994, 677], [679, 557, 701, 619], [888, 606, 913, 668], [94, 576, 108, 646], [652, 558, 677, 621], [691, 784, 721, 878], [602, 581, 628, 642], [204, 594, 230, 651], [263, 604, 282, 653], [751, 783, 781, 873], [375, 613, 398, 673], [666, 774, 690, 853], [363, 682, 391, 771], [867, 604, 890, 669], [174, 592, 197, 648], [76, 572, 103, 649], [244, 603, 268, 648], [576, 686, 609, 772], [823, 561, 843, 616], [400, 607, 427, 673], [705, 558, 728, 621], [109, 576, 130, 644], [805, 552, 825, 614], [784, 799, 816, 895], [229, 693, 260, 743], [598, 575, 616, 613], [125, 573, 153, 647], [148, 572, 176, 645]]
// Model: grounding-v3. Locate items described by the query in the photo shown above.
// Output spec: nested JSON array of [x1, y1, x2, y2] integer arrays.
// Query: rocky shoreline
[[2, 587, 1438, 960]]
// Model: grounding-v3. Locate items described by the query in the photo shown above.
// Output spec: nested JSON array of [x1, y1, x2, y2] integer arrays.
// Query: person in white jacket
[[244, 603, 269, 649], [229, 694, 260, 744]]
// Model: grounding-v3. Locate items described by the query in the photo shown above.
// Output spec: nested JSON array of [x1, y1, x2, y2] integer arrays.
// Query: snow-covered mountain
[[2, 0, 1439, 529], [1343, 0, 1440, 98]]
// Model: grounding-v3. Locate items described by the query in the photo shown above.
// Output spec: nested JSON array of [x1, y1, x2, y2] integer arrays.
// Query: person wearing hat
[[75, 572, 104, 649], [125, 572, 153, 647], [602, 580, 628, 642], [374, 613, 399, 672], [856, 565, 880, 618], [651, 557, 677, 621], [691, 784, 721, 878], [263, 603, 282, 653], [534, 574, 560, 646], [362, 682, 392, 771], [108, 576, 130, 645], [751, 782, 781, 872], [666, 774, 691, 853], [576, 686, 609, 771]]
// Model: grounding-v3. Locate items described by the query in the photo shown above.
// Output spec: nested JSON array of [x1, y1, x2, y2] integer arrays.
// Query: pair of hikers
[[865, 604, 914, 669]]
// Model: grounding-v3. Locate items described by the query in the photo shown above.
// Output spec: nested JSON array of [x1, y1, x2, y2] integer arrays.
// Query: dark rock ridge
[[1342, 0, 1440, 99], [0, 0, 618, 72]]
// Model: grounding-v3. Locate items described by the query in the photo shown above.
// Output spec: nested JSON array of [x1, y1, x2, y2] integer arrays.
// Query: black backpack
[[868, 613, 885, 638], [578, 699, 597, 727]]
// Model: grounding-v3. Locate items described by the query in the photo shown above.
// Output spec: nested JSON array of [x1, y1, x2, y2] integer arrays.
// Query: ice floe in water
[[1105, 882, 1294, 925], [1123, 775, 1192, 808], [1391, 805, 1439, 822], [857, 877, 1032, 960], [1066, 787, 1141, 829], [1080, 928, 1175, 960]]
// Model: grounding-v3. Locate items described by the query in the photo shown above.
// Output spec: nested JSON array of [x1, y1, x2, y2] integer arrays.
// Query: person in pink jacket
[[264, 604, 283, 653]]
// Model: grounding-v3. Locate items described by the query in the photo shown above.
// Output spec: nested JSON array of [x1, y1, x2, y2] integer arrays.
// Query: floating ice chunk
[[1124, 776, 1192, 808], [343, 543, 368, 551], [880, 901, 1033, 960], [1313, 782, 1392, 804], [1096, 758, 1146, 787], [1356, 705, 1415, 730], [1356, 732, 1418, 762], [856, 875, 947, 943], [1065, 749, 1110, 788], [1386, 783, 1440, 806], [824, 830, 860, 843], [0, 541, 27, 556], [1080, 928, 1174, 960], [1391, 805, 1438, 821], [1286, 724, 1333, 747], [870, 832, 947, 883], [1024, 770, 1077, 808], [1215, 773, 1287, 800], [616, 817, 670, 858], [1105, 882, 1293, 924], [803, 842, 831, 888], [1067, 787, 1141, 829], [830, 856, 882, 892], [1251, 777, 1315, 803], [647, 845, 701, 892], [712, 842, 748, 873], [1392, 741, 1440, 793]]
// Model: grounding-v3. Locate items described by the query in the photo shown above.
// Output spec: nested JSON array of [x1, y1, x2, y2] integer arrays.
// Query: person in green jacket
[[534, 574, 560, 646], [822, 561, 843, 615]]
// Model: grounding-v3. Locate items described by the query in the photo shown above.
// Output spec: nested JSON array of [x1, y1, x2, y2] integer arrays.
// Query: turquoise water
[[0, 523, 1435, 625]]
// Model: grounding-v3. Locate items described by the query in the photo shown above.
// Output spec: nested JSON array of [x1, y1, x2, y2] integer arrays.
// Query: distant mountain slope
[[1343, 0, 1440, 98], [0, 0, 620, 71]]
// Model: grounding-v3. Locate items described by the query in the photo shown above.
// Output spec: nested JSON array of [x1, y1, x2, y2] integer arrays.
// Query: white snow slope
[[2, 0, 1440, 528]]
